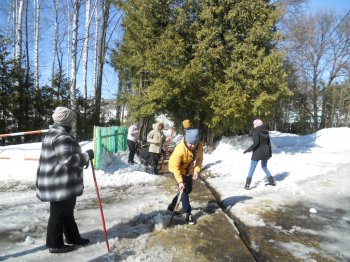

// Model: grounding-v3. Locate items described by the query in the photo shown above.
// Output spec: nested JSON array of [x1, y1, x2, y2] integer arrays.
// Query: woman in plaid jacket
[[36, 107, 94, 254]]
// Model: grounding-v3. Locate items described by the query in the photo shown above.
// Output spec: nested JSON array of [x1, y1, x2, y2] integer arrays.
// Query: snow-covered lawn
[[204, 127, 350, 261], [0, 127, 349, 261]]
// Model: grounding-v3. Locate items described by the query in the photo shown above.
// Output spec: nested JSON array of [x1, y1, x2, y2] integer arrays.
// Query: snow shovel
[[167, 189, 183, 227], [90, 159, 110, 252]]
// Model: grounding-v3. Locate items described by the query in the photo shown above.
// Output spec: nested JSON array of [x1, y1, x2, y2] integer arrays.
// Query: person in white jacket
[[127, 122, 139, 164]]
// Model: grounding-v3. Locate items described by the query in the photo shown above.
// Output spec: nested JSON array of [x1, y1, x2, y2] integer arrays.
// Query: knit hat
[[253, 119, 263, 127], [52, 107, 75, 126], [185, 129, 199, 144], [182, 119, 192, 129]]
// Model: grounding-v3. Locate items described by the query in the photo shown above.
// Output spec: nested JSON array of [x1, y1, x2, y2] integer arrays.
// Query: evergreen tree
[[196, 0, 290, 134], [113, 0, 209, 123], [113, 0, 291, 138], [0, 36, 12, 136]]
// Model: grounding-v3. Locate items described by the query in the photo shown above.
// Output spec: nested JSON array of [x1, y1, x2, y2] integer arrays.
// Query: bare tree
[[57, 33, 66, 102], [94, 0, 110, 125], [70, 0, 80, 133], [320, 13, 350, 128], [51, 0, 60, 85], [6, 0, 13, 39], [286, 10, 350, 130], [24, 0, 30, 81], [15, 0, 24, 66], [93, 0, 99, 96], [83, 0, 91, 102], [34, 0, 40, 90], [12, 0, 17, 59], [66, 0, 71, 80]]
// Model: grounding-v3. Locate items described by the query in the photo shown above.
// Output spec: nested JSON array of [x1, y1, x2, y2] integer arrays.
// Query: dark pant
[[46, 197, 81, 248], [127, 139, 136, 163], [149, 152, 160, 174], [171, 175, 193, 214]]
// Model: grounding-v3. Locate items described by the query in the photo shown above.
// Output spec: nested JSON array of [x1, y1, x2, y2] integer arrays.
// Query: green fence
[[93, 126, 128, 170]]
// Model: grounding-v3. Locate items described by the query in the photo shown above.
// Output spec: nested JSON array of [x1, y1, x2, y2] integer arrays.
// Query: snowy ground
[[0, 127, 349, 261], [205, 127, 350, 261]]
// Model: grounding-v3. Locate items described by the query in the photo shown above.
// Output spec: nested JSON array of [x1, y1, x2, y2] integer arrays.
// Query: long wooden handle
[[168, 189, 183, 227], [174, 190, 183, 211]]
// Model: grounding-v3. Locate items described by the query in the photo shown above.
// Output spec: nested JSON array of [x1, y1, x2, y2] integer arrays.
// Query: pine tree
[[113, 0, 291, 137], [196, 0, 290, 133], [114, 0, 206, 122]]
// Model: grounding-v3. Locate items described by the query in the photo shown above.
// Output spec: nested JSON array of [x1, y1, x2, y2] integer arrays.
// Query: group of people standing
[[35, 106, 274, 254], [127, 119, 203, 225], [126, 121, 166, 175]]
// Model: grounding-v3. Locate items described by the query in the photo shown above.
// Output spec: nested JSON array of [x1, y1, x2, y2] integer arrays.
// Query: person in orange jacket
[[167, 129, 203, 225], [181, 119, 192, 135], [173, 119, 192, 146]]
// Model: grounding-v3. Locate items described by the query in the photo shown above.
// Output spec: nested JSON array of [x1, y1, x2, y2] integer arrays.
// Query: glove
[[86, 149, 94, 160], [243, 150, 248, 154], [84, 159, 90, 169]]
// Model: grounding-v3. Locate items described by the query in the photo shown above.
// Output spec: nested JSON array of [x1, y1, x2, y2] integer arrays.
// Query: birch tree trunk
[[12, 0, 17, 59], [82, 0, 92, 133], [93, 0, 99, 96], [66, 0, 71, 80], [94, 0, 110, 125], [34, 0, 40, 90], [83, 0, 91, 102], [57, 40, 64, 102], [24, 0, 30, 82], [70, 0, 80, 134], [6, 0, 13, 39], [15, 0, 24, 66], [51, 0, 60, 85]]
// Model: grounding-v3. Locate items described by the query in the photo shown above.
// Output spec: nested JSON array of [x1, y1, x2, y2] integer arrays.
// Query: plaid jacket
[[36, 123, 88, 202]]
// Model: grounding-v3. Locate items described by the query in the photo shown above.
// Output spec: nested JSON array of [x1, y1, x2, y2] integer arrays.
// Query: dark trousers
[[149, 152, 160, 174], [171, 175, 193, 214], [127, 139, 136, 163], [46, 197, 81, 248]]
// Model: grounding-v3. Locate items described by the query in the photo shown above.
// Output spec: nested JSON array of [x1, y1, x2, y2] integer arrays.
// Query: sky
[[308, 0, 350, 14], [0, 127, 350, 261]]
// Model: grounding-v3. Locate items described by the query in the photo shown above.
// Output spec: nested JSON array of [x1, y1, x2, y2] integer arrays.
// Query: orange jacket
[[168, 139, 203, 184]]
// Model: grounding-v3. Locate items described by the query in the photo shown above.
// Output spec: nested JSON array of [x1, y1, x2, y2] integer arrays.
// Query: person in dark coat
[[243, 119, 275, 189], [36, 106, 94, 253]]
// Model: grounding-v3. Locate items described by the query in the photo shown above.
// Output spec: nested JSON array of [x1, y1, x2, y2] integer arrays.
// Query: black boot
[[267, 176, 276, 186], [186, 213, 195, 225], [66, 238, 90, 245], [49, 245, 75, 253], [244, 177, 252, 190]]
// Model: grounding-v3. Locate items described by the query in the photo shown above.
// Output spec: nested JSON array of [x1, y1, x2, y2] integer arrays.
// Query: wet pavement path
[[146, 173, 255, 262]]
